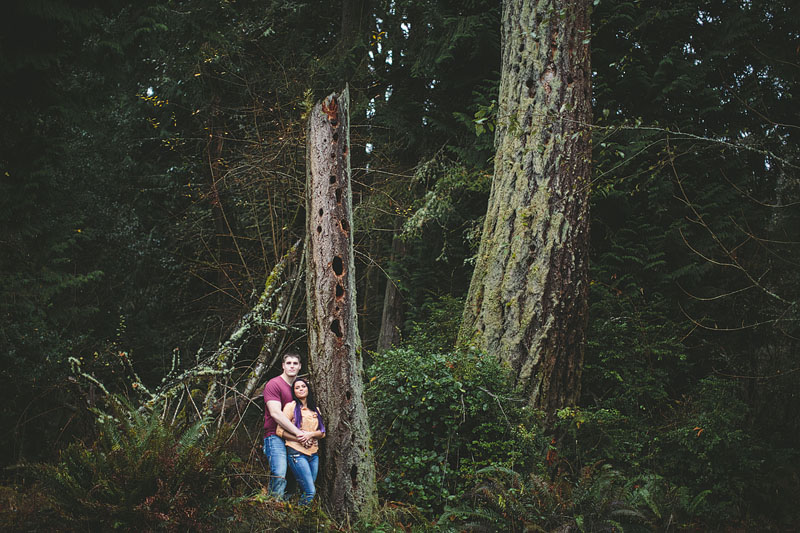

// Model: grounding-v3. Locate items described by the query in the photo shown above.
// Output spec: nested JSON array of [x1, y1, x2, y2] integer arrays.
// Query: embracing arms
[[268, 400, 313, 444], [276, 402, 325, 445]]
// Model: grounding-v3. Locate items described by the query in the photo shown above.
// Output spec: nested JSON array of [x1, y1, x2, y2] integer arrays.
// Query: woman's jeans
[[263, 435, 287, 498], [287, 450, 319, 505]]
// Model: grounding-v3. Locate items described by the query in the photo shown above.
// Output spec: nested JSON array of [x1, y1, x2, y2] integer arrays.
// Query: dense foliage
[[1, 0, 798, 530], [367, 347, 543, 511], [31, 403, 236, 531]]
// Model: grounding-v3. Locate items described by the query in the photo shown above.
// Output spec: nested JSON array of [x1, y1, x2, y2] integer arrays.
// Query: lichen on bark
[[459, 0, 591, 418]]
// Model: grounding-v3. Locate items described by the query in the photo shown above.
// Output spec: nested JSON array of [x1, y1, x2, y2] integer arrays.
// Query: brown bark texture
[[305, 86, 377, 520], [459, 0, 592, 416]]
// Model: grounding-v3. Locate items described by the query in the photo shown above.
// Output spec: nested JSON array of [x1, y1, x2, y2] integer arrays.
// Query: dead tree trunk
[[305, 86, 377, 521]]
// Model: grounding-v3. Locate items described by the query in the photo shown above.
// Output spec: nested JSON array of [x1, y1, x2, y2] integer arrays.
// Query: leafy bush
[[404, 294, 464, 354], [557, 374, 798, 526], [31, 400, 238, 531], [440, 463, 654, 533], [366, 348, 544, 513], [656, 376, 800, 523]]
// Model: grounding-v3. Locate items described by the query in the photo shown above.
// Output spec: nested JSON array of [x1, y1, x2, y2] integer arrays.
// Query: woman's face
[[294, 380, 309, 400]]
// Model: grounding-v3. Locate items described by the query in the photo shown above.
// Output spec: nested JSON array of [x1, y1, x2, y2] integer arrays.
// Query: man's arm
[[267, 400, 310, 442]]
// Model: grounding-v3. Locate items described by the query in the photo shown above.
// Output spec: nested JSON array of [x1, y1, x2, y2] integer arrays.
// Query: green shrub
[[32, 400, 237, 531], [403, 295, 464, 354], [655, 376, 800, 523], [553, 376, 799, 527], [440, 463, 655, 533], [366, 348, 544, 513]]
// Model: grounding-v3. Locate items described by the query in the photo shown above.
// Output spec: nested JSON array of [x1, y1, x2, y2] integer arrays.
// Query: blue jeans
[[263, 435, 287, 498], [287, 450, 319, 505]]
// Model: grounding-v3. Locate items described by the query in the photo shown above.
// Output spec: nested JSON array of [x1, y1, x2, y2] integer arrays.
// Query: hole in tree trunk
[[329, 175, 337, 184], [346, 391, 351, 400], [330, 319, 342, 337], [333, 132, 339, 142], [317, 225, 322, 233], [350, 464, 357, 484], [336, 284, 344, 298], [318, 208, 323, 217], [332, 256, 344, 276], [340, 219, 349, 232], [335, 188, 342, 204]]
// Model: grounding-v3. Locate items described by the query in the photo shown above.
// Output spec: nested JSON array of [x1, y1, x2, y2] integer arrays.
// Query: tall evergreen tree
[[459, 0, 592, 416]]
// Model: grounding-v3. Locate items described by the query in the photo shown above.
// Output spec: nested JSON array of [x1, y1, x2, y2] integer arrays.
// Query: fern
[[32, 398, 235, 530]]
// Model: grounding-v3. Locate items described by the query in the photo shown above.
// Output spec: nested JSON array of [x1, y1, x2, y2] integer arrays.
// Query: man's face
[[282, 357, 301, 378]]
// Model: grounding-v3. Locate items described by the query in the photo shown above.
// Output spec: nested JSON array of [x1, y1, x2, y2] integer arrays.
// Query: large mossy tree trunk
[[305, 87, 377, 520], [459, 0, 592, 417]]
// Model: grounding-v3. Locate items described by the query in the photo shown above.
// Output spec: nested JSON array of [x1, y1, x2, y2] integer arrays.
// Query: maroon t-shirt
[[263, 375, 293, 437]]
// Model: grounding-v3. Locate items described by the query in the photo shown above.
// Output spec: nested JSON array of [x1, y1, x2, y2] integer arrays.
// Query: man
[[263, 352, 312, 498]]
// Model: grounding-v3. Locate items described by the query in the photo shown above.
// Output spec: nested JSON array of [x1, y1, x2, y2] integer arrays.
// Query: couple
[[262, 353, 326, 505]]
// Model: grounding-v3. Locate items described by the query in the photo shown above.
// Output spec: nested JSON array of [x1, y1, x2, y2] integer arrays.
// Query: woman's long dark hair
[[291, 377, 325, 433], [291, 377, 316, 410]]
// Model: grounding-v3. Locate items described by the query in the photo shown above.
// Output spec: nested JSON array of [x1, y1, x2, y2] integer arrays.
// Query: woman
[[276, 377, 326, 504]]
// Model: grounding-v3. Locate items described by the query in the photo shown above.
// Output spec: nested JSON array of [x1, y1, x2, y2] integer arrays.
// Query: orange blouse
[[276, 401, 324, 455]]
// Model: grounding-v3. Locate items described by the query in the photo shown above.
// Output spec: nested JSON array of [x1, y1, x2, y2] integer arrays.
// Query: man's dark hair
[[282, 352, 301, 363]]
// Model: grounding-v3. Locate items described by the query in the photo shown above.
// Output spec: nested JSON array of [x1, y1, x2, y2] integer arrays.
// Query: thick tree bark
[[459, 0, 591, 417], [305, 86, 377, 520]]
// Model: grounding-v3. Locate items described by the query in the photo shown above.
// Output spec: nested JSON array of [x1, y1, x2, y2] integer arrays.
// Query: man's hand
[[295, 430, 311, 444]]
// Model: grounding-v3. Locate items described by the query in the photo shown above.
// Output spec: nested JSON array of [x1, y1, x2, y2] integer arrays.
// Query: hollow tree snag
[[305, 86, 377, 520]]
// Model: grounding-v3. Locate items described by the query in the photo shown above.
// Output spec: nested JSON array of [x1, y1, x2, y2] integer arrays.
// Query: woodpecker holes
[[332, 255, 344, 276], [330, 319, 342, 337], [311, 91, 354, 348]]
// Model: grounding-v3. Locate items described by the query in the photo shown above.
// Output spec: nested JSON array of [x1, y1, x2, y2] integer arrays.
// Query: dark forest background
[[1, 0, 798, 530]]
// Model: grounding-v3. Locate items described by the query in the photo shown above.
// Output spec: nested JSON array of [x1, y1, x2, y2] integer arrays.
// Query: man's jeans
[[263, 435, 287, 498], [287, 450, 319, 505]]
